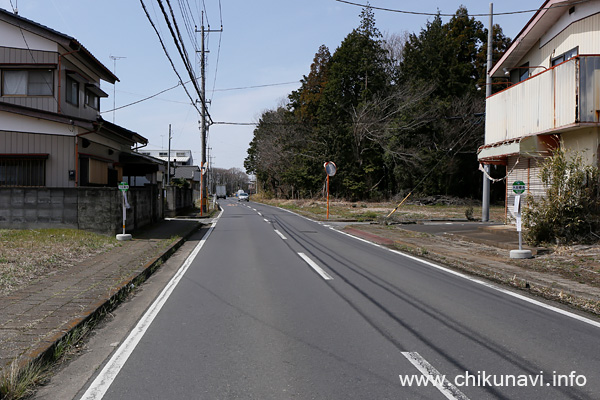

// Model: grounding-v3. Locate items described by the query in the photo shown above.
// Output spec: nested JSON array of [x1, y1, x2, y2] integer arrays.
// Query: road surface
[[74, 198, 600, 399]]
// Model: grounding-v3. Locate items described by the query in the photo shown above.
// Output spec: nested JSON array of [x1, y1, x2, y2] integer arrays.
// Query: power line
[[139, 0, 203, 116], [100, 80, 298, 112], [213, 81, 299, 92], [101, 82, 182, 113], [333, 0, 591, 17]]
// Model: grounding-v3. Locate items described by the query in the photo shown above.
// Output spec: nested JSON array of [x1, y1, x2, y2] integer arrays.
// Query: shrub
[[523, 149, 600, 245]]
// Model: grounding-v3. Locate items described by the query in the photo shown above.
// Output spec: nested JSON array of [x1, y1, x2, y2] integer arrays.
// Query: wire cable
[[156, 0, 212, 122], [333, 0, 591, 17], [139, 0, 203, 115]]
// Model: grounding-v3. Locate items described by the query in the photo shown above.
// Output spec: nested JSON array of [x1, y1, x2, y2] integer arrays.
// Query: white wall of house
[[562, 127, 600, 165], [0, 21, 57, 52], [516, 10, 600, 73], [0, 110, 73, 136]]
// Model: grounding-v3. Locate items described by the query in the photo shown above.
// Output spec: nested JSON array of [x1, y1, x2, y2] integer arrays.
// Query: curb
[[13, 222, 204, 372]]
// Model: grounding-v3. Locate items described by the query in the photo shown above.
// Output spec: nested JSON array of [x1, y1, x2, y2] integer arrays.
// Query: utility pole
[[482, 3, 493, 222], [196, 15, 222, 212], [109, 55, 126, 124], [167, 124, 172, 185]]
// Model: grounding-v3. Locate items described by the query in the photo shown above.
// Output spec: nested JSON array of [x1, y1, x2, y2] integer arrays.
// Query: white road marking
[[334, 228, 600, 330], [264, 218, 270, 223], [257, 212, 262, 216], [274, 229, 287, 240], [402, 352, 470, 400], [298, 252, 333, 281], [80, 212, 222, 400], [263, 201, 600, 328]]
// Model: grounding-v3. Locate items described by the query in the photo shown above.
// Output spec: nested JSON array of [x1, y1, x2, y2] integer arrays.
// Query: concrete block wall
[[0, 186, 163, 234]]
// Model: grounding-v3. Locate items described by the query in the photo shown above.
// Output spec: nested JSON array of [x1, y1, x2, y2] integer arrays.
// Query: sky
[[0, 0, 546, 172]]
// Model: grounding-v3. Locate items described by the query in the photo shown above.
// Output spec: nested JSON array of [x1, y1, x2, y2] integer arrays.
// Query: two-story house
[[0, 8, 164, 232], [478, 0, 600, 221]]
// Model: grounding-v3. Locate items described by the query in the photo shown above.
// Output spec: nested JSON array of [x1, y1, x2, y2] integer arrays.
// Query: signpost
[[509, 181, 532, 259], [324, 162, 336, 219], [200, 162, 207, 216], [116, 182, 132, 241]]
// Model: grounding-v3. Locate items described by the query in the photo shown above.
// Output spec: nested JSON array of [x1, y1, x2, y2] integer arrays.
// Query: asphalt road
[[76, 199, 600, 399]]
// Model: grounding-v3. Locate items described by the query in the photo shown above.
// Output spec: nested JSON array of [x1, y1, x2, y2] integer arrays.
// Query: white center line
[[257, 212, 262, 216], [274, 229, 287, 240], [298, 253, 333, 281], [264, 218, 270, 223], [402, 352, 470, 400]]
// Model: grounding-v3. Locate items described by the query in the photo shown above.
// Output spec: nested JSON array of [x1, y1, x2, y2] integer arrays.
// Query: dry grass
[[0, 229, 117, 295], [254, 196, 506, 222]]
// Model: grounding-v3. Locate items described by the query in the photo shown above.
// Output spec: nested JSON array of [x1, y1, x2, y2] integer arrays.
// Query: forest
[[244, 5, 511, 201]]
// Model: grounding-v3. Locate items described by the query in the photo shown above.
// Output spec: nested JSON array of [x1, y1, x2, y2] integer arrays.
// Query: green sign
[[512, 181, 526, 194], [118, 182, 129, 192]]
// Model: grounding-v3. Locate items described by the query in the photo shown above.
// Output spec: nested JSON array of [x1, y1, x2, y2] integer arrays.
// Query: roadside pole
[[324, 162, 336, 220], [200, 162, 207, 216], [509, 181, 532, 259], [116, 182, 132, 241], [482, 2, 493, 222]]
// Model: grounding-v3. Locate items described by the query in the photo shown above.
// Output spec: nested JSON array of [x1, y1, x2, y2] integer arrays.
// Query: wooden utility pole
[[197, 14, 222, 213]]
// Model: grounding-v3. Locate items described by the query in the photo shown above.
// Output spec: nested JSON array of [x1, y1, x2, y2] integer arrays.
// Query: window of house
[[85, 89, 99, 109], [176, 152, 187, 157], [552, 47, 579, 66], [509, 62, 530, 84], [0, 155, 47, 186], [66, 75, 79, 105], [2, 69, 53, 96], [159, 152, 168, 157], [519, 63, 530, 82]]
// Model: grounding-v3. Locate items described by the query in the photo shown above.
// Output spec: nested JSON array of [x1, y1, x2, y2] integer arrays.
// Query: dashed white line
[[257, 212, 263, 216], [402, 352, 470, 400], [274, 229, 287, 240], [298, 253, 333, 281], [264, 218, 270, 223]]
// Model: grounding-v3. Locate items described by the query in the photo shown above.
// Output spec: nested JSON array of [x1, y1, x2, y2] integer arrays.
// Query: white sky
[[0, 0, 543, 171]]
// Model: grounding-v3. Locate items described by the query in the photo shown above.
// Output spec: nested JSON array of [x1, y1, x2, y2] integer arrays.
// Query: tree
[[523, 149, 600, 245], [316, 5, 393, 199], [288, 45, 331, 124]]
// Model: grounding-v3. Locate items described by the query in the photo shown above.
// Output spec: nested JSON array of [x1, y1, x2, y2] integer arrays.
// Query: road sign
[[512, 181, 525, 194], [118, 182, 129, 191], [324, 161, 337, 177]]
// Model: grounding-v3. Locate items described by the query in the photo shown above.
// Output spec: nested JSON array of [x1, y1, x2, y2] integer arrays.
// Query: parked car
[[238, 192, 249, 202]]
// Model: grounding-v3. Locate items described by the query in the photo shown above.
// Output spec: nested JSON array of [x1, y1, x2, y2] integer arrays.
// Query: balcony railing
[[485, 56, 600, 145]]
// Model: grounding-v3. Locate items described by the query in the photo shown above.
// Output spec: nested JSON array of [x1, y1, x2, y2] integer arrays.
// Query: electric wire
[[101, 82, 182, 113], [334, 0, 592, 17], [177, 0, 198, 51], [139, 0, 203, 116], [99, 80, 298, 112], [155, 0, 212, 122]]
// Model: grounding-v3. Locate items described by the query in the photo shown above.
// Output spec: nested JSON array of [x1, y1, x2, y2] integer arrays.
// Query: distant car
[[238, 192, 249, 202]]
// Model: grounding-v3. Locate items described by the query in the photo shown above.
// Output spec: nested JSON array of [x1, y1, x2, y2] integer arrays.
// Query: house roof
[[173, 165, 200, 180], [94, 117, 148, 147], [0, 8, 118, 83], [490, 0, 582, 78]]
